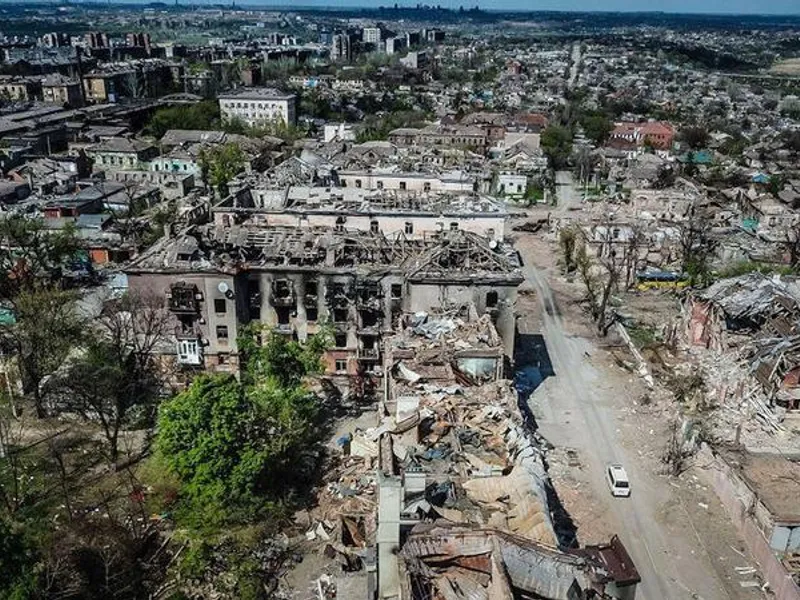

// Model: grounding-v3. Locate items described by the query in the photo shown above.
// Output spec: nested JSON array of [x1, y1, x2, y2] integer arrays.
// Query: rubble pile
[[384, 310, 553, 534], [680, 272, 800, 451]]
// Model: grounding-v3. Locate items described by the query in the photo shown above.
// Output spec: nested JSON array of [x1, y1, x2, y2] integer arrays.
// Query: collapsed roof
[[126, 225, 522, 281]]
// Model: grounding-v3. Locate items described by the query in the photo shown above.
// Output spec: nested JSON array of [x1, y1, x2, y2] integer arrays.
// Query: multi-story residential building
[[41, 74, 84, 107], [330, 33, 352, 62], [399, 50, 429, 70], [0, 76, 42, 101], [84, 32, 109, 49], [385, 36, 406, 55], [215, 185, 507, 241], [40, 32, 71, 48], [124, 224, 521, 379], [609, 121, 675, 152], [362, 26, 382, 45], [86, 137, 159, 170], [336, 170, 476, 194], [218, 88, 297, 128]]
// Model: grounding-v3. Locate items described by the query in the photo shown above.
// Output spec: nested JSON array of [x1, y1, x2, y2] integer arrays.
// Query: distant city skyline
[[290, 0, 800, 15], [13, 0, 800, 14], [301, 0, 800, 13], [225, 0, 799, 15]]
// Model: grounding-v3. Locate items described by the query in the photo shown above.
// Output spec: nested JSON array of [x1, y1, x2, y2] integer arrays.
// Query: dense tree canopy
[[198, 143, 246, 199], [541, 125, 574, 169], [155, 328, 330, 531], [144, 101, 222, 139]]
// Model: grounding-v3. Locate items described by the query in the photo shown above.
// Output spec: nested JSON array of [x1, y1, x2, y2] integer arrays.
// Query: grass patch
[[715, 260, 797, 279]]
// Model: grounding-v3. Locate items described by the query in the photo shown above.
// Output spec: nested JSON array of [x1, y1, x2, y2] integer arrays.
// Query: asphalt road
[[555, 170, 582, 212], [568, 42, 582, 89], [511, 171, 736, 599]]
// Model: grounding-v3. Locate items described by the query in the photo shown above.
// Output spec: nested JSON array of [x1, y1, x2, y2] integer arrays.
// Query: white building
[[362, 26, 382, 45], [218, 88, 297, 128], [496, 174, 528, 198]]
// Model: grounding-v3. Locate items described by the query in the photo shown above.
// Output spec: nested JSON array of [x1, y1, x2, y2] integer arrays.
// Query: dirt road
[[513, 215, 763, 599], [568, 42, 582, 88]]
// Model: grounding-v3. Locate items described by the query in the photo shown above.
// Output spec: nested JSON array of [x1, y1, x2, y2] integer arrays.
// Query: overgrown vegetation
[[355, 109, 431, 142], [0, 214, 333, 597], [141, 325, 332, 594], [540, 124, 573, 169], [198, 142, 246, 198], [144, 100, 222, 138]]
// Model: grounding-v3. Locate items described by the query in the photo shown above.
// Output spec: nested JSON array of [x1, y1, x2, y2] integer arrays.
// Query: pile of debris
[[401, 525, 640, 600], [288, 307, 641, 599], [681, 273, 800, 450]]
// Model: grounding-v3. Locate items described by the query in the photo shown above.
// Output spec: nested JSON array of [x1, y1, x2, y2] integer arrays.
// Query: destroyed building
[[686, 272, 800, 414], [124, 225, 522, 379], [214, 185, 508, 242], [297, 313, 640, 599]]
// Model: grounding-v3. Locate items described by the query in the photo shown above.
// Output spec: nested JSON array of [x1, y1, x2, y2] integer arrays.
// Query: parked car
[[606, 464, 631, 497]]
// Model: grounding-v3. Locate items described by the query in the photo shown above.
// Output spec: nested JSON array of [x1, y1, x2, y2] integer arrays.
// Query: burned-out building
[[124, 224, 522, 378], [214, 186, 508, 242]]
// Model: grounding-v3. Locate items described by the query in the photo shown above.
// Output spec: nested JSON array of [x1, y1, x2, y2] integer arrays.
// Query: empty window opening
[[486, 291, 499, 308], [214, 298, 227, 314], [273, 279, 292, 299], [276, 306, 292, 325], [335, 333, 347, 348], [361, 311, 379, 328], [333, 308, 348, 322], [306, 307, 319, 322], [390, 284, 402, 299], [216, 325, 229, 342]]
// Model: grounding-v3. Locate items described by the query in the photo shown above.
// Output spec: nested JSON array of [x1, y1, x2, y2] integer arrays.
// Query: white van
[[606, 464, 631, 497]]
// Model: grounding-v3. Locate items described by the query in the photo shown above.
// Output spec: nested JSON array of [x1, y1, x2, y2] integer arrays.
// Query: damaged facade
[[124, 224, 521, 379]]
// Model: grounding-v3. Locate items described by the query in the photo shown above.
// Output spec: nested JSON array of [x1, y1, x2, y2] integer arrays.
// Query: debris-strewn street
[[515, 230, 769, 600]]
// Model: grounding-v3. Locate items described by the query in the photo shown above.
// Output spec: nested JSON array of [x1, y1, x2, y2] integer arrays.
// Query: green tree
[[0, 216, 80, 303], [144, 101, 221, 139], [198, 143, 246, 199], [680, 126, 709, 150], [0, 518, 38, 599], [1, 288, 84, 417], [579, 112, 613, 145], [541, 125, 573, 169], [154, 329, 329, 531]]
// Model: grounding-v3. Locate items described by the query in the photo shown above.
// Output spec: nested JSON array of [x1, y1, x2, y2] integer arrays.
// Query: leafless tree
[[680, 201, 714, 284], [575, 220, 644, 335], [57, 291, 171, 464]]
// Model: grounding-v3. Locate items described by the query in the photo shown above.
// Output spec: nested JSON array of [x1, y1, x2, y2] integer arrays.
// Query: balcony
[[304, 293, 318, 308], [167, 283, 201, 314], [176, 338, 203, 366], [356, 295, 383, 311], [271, 292, 296, 307], [271, 281, 296, 307]]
